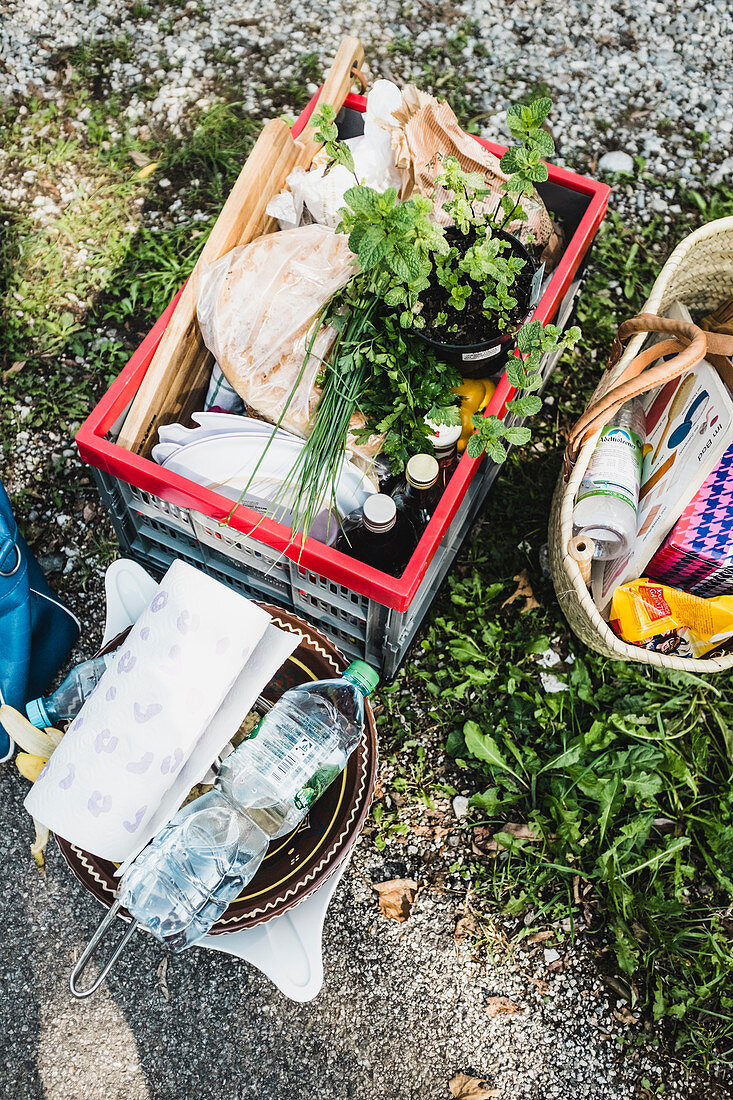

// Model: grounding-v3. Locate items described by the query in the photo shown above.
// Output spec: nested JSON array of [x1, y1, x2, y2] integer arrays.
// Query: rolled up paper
[[25, 561, 296, 862], [568, 535, 595, 587]]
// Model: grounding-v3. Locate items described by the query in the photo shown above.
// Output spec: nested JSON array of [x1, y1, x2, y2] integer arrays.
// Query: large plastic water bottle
[[117, 659, 379, 951], [25, 655, 114, 728]]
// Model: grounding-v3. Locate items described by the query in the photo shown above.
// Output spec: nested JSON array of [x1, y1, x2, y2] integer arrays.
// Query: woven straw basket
[[549, 216, 733, 671]]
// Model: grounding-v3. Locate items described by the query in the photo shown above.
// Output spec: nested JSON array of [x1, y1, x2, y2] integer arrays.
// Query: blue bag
[[0, 481, 79, 760]]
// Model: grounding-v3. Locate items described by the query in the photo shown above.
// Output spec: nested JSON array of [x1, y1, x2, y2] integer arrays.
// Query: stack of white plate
[[152, 412, 377, 544]]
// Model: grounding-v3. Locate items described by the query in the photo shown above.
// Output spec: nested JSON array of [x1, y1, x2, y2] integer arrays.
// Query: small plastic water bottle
[[26, 655, 114, 728], [117, 660, 379, 951], [573, 399, 646, 560]]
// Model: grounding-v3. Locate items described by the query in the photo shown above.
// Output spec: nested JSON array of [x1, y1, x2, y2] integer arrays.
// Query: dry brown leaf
[[602, 974, 632, 1001], [485, 996, 519, 1017], [3, 360, 25, 384], [413, 824, 451, 839], [501, 570, 540, 613], [502, 823, 542, 841], [472, 822, 543, 853], [449, 1073, 500, 1099], [613, 1006, 638, 1026], [454, 913, 479, 943], [375, 878, 417, 922], [129, 149, 152, 168], [527, 930, 556, 944]]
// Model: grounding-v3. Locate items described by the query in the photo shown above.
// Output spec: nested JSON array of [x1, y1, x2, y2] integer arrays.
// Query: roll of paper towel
[[25, 560, 298, 862]]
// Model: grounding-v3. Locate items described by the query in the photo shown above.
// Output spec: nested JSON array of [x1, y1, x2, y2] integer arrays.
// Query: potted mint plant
[[338, 98, 559, 377]]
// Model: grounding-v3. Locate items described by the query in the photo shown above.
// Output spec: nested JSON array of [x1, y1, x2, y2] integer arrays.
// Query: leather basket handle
[[564, 313, 733, 478]]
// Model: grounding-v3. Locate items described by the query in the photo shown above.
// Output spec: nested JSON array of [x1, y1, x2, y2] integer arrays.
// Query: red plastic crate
[[76, 90, 609, 628]]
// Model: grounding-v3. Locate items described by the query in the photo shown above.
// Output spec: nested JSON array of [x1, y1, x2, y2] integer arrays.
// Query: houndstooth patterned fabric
[[648, 442, 733, 597]]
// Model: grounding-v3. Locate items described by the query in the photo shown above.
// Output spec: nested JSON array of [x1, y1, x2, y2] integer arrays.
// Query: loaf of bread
[[197, 224, 384, 467]]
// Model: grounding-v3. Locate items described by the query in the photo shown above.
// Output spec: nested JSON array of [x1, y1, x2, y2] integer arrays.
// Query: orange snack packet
[[609, 579, 733, 658]]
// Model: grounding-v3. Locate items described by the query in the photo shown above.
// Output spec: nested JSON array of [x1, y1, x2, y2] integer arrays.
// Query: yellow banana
[[44, 726, 65, 750], [16, 753, 48, 783], [0, 704, 62, 756], [31, 818, 50, 869]]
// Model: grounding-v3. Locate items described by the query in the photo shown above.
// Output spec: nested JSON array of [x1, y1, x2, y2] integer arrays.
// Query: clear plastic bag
[[197, 224, 382, 467]]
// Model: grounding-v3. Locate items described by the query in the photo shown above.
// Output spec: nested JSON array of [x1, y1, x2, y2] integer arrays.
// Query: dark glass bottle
[[334, 494, 418, 576], [426, 421, 462, 490], [392, 454, 441, 533]]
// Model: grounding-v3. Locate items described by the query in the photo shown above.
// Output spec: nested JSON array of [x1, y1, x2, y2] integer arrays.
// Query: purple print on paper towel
[[177, 610, 200, 635], [88, 791, 112, 817], [160, 748, 184, 775], [94, 728, 119, 754], [59, 764, 75, 790], [150, 591, 169, 613], [123, 807, 147, 833], [126, 752, 154, 775], [133, 701, 162, 724]]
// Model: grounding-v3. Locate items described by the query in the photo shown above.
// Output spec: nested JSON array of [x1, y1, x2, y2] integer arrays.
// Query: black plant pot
[[415, 228, 538, 379]]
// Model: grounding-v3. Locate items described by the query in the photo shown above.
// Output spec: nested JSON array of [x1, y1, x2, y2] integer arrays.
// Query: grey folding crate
[[91, 270, 582, 679]]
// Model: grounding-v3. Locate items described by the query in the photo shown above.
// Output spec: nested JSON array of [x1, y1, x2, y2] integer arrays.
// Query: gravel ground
[[1, 2, 732, 1098], [0, 790, 715, 1100]]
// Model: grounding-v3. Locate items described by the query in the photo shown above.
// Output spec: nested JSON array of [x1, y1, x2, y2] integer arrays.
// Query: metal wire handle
[[70, 900, 139, 999]]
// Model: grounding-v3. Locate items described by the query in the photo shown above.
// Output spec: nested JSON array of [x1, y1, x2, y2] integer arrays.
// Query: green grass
[[1, 39, 733, 1080]]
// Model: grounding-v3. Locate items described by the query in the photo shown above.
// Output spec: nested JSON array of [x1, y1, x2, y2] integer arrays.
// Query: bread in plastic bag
[[196, 224, 383, 468]]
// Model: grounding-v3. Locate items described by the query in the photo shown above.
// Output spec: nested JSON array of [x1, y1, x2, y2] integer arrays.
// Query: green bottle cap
[[343, 660, 379, 696]]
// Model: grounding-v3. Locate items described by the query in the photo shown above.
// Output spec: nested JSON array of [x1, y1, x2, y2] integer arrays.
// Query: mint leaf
[[517, 319, 543, 352], [358, 225, 388, 270], [499, 147, 522, 174], [507, 394, 543, 417], [529, 97, 552, 124], [503, 425, 532, 446], [485, 439, 508, 464], [466, 433, 485, 459], [530, 128, 555, 158]]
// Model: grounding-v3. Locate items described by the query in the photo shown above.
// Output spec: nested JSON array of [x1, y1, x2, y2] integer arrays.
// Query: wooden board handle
[[295, 36, 365, 165]]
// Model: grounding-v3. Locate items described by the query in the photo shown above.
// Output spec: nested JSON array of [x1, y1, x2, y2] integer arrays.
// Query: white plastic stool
[[199, 855, 348, 1001], [101, 558, 347, 1001]]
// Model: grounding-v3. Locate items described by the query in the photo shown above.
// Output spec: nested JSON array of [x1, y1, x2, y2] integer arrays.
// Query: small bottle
[[116, 660, 379, 951], [334, 494, 418, 575], [573, 399, 646, 560], [26, 654, 115, 728], [425, 420, 462, 490], [392, 454, 441, 532]]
